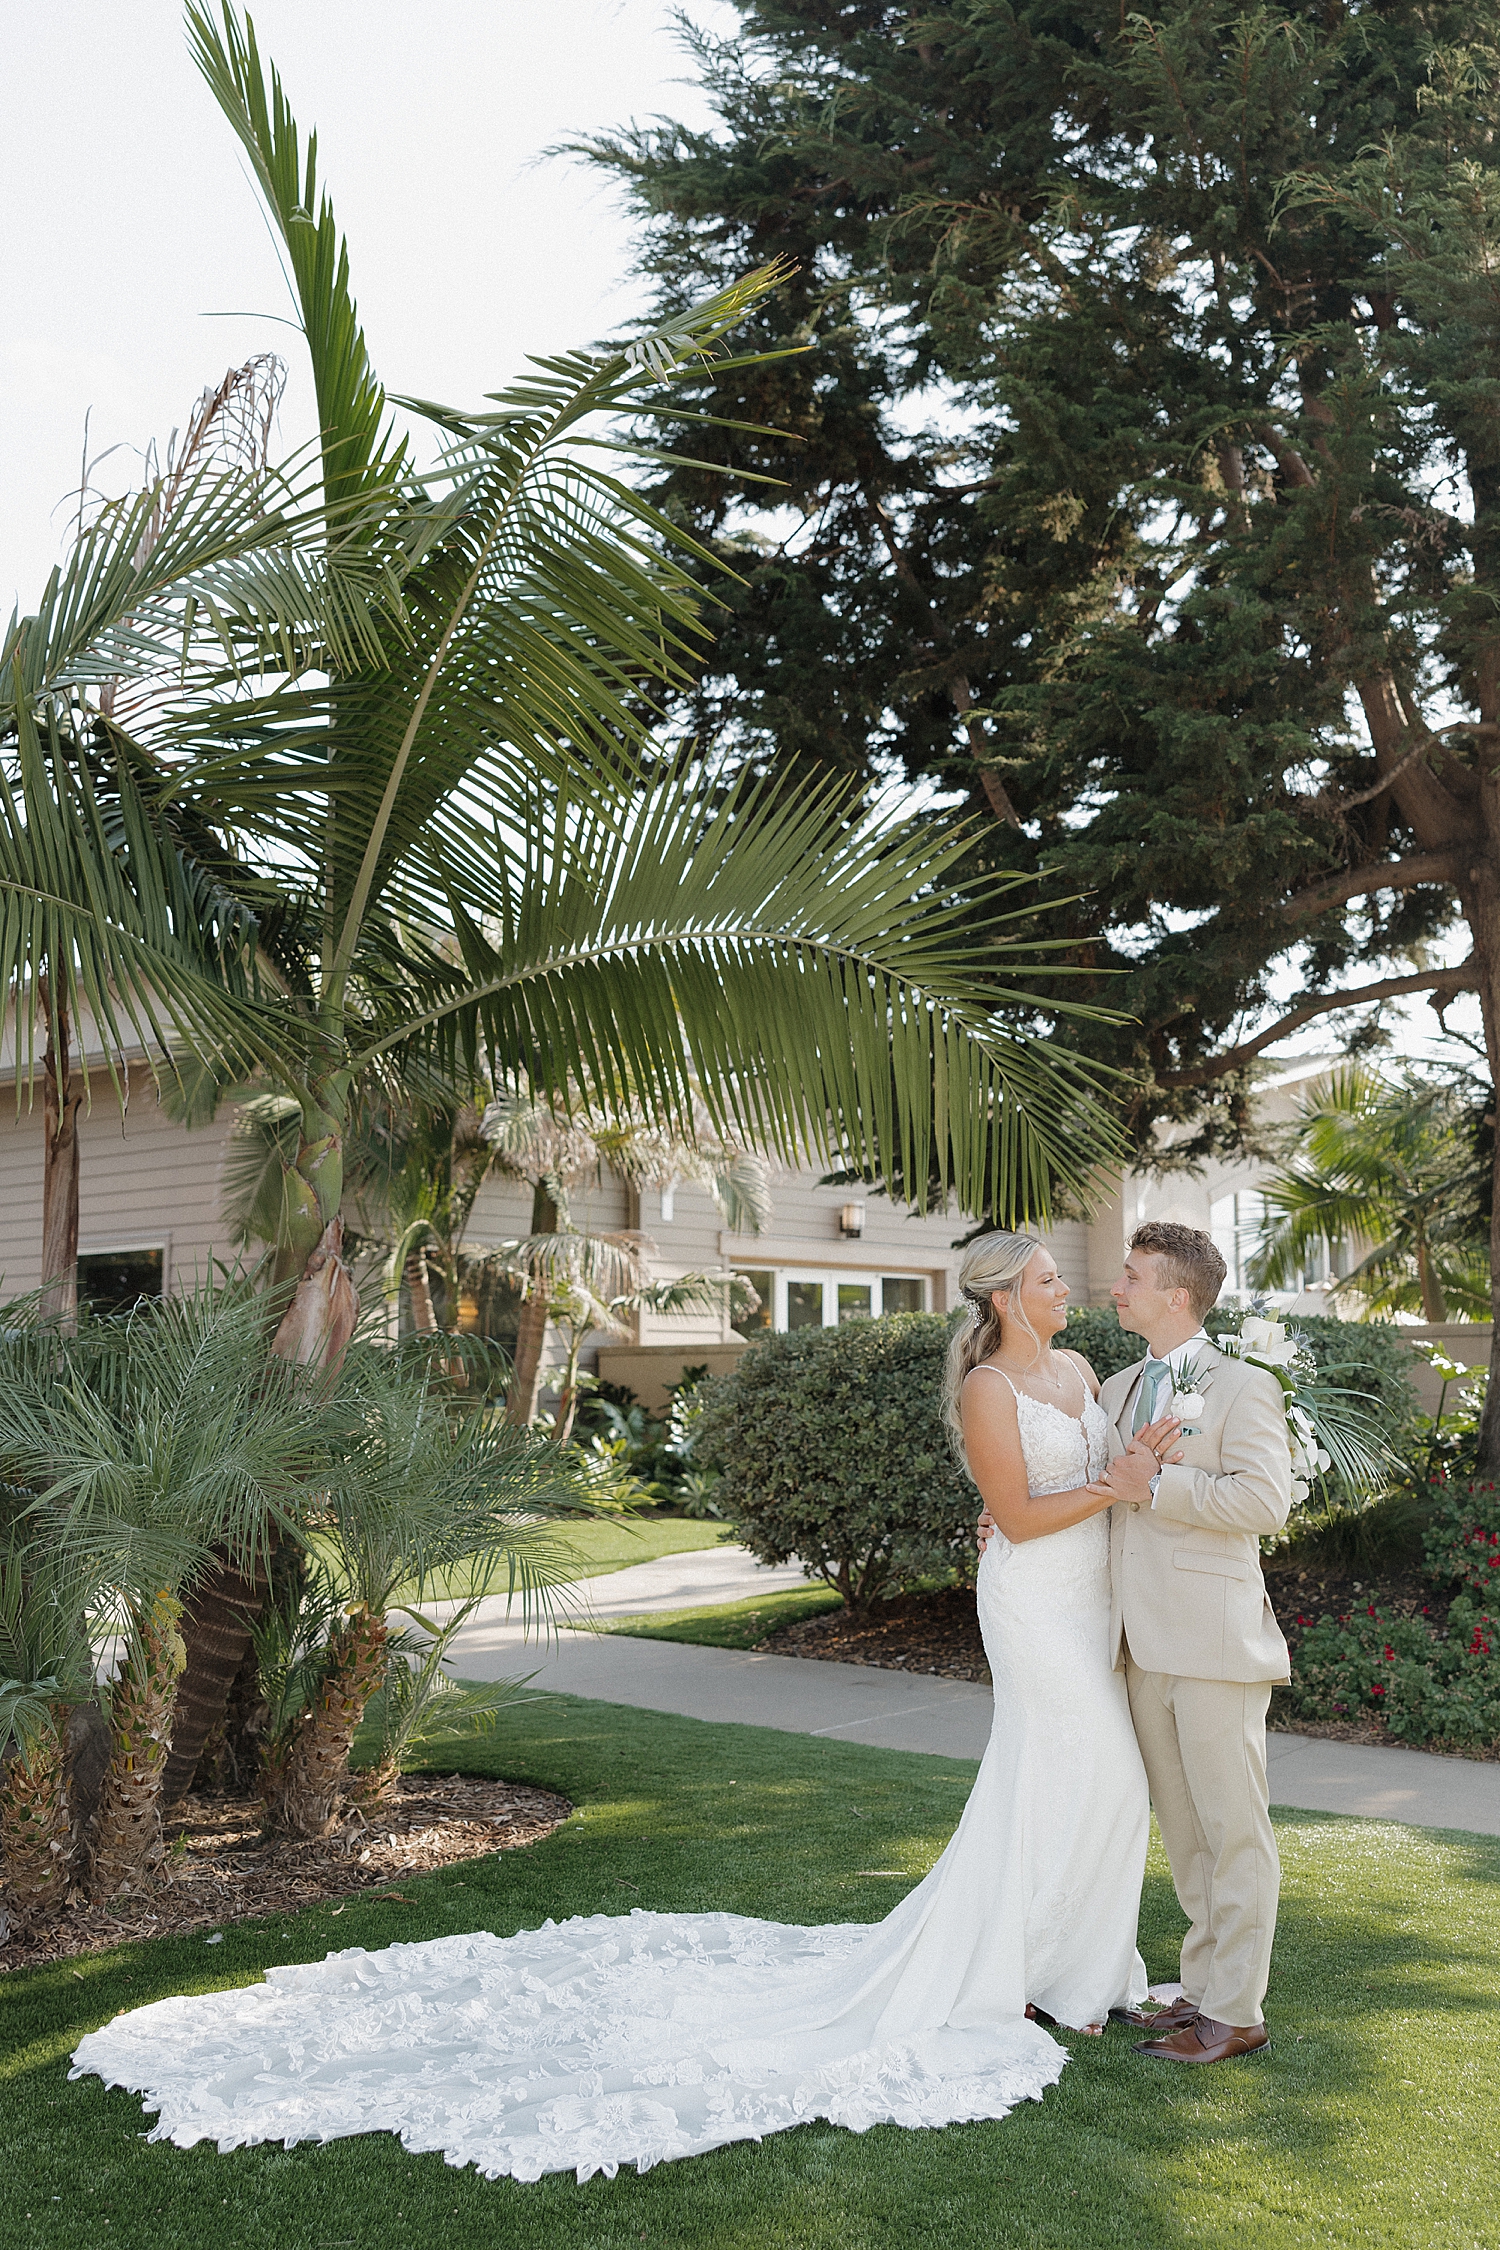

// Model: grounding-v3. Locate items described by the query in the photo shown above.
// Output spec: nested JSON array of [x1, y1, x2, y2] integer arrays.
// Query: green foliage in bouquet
[[694, 1315, 973, 1611]]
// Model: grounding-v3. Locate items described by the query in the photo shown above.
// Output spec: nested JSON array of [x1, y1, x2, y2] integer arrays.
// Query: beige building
[[0, 1048, 1435, 1411]]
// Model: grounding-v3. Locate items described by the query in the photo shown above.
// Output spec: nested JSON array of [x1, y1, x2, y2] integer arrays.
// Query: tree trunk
[[0, 1716, 73, 1926], [88, 1592, 186, 1902], [161, 1553, 268, 1806], [345, 1752, 402, 1812], [404, 1246, 438, 1333], [504, 1185, 558, 1426], [39, 985, 82, 1330], [264, 1605, 389, 1839], [1414, 1236, 1449, 1325], [1466, 844, 1500, 1476]]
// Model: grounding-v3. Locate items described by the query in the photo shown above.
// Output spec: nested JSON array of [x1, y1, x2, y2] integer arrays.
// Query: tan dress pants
[[1125, 1653, 1279, 2028]]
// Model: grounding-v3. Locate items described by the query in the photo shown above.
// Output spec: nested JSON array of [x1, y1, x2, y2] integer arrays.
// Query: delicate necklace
[[994, 1350, 1066, 1395]]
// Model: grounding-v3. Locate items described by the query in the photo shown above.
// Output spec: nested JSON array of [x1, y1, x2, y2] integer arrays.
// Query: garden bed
[[0, 1771, 572, 1972], [756, 1569, 1500, 1759], [760, 1585, 990, 1682]]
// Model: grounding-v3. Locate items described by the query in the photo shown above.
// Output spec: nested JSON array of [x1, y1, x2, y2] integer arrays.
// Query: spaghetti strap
[[968, 1363, 1022, 1400], [969, 1357, 1090, 1411]]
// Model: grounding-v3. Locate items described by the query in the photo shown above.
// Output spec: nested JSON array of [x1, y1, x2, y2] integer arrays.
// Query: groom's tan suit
[[1098, 1343, 1292, 2029]]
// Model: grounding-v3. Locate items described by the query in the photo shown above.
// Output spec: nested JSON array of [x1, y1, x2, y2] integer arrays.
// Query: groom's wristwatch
[[1148, 1470, 1162, 1502]]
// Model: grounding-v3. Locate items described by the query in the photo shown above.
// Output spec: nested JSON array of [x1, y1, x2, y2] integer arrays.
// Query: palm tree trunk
[[0, 1716, 73, 1925], [160, 1552, 268, 1806], [345, 1752, 402, 1811], [165, 1182, 358, 1793], [1415, 1234, 1449, 1324], [404, 1246, 438, 1333], [505, 1184, 558, 1426], [89, 1592, 186, 1902], [39, 983, 82, 1330], [265, 1605, 389, 1838]]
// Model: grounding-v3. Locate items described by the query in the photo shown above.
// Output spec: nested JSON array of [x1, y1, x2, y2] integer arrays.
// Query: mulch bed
[[760, 1585, 991, 1683], [0, 1771, 572, 1973]]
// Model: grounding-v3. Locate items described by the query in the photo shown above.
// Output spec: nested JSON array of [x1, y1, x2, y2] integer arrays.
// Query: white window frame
[[759, 1269, 930, 1331]]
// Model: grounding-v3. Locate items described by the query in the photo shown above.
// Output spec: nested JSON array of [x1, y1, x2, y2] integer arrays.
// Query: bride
[[72, 1232, 1168, 2185]]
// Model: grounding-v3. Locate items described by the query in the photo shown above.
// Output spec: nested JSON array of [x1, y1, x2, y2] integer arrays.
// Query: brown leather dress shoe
[[1134, 2014, 1269, 2063]]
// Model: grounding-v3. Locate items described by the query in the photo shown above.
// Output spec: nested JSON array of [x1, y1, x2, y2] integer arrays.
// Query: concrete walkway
[[445, 1555, 1500, 1840]]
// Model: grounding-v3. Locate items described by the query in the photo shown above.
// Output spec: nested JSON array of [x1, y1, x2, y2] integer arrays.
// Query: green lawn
[[606, 1583, 842, 1648], [377, 1512, 734, 1607], [6, 1696, 1497, 2250]]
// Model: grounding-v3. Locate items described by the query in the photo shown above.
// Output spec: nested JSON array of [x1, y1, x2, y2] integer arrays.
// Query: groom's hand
[[976, 1507, 1000, 1552], [1102, 1424, 1183, 1508]]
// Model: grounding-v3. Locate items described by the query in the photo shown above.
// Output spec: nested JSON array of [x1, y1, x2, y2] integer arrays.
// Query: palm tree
[[480, 1087, 769, 1427], [1248, 1066, 1490, 1321], [260, 1346, 587, 1837], [3, 4, 1121, 1784], [0, 1544, 99, 1925], [0, 1288, 320, 1898]]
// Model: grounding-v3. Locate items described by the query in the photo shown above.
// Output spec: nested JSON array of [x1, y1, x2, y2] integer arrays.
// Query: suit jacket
[[1098, 1343, 1292, 1684]]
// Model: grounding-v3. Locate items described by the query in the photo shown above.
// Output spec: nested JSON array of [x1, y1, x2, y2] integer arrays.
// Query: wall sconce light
[[839, 1202, 865, 1238]]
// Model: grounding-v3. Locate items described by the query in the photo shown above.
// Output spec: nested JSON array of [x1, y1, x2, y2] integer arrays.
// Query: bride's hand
[[1136, 1413, 1185, 1463]]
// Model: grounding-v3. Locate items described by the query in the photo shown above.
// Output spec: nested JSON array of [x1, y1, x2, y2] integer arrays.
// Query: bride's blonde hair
[[943, 1230, 1048, 1473]]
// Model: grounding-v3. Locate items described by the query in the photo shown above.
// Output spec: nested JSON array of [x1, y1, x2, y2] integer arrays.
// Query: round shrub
[[693, 1313, 974, 1609]]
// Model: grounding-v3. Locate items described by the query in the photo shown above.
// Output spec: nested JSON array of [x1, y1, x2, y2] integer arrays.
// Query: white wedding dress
[[71, 1374, 1149, 2184]]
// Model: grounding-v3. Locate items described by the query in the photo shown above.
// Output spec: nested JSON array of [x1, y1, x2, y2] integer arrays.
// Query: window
[[731, 1270, 774, 1338], [748, 1272, 930, 1330], [77, 1247, 164, 1315], [1209, 1192, 1267, 1293]]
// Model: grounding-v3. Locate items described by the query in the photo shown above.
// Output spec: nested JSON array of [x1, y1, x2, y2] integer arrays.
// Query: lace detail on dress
[[70, 1914, 1067, 2183]]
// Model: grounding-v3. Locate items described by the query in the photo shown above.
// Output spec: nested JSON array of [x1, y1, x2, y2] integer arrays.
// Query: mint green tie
[[1132, 1357, 1168, 1435]]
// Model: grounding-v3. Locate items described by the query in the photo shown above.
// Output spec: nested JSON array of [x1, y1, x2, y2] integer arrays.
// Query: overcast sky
[[0, 0, 735, 613]]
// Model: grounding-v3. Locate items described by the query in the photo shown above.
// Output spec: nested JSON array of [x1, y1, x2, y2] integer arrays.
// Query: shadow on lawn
[[4, 1734, 1497, 2250]]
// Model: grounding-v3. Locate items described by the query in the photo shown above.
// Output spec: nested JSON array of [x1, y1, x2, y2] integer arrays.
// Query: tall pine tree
[[587, 1, 1500, 1463]]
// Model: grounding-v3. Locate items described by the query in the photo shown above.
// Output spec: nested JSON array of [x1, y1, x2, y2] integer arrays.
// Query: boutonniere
[[1167, 1353, 1214, 1430]]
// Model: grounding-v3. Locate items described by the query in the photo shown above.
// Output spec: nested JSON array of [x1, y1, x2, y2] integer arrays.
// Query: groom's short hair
[[1130, 1222, 1227, 1319]]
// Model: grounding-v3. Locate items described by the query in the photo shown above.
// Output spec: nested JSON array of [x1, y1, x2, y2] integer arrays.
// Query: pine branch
[[1280, 850, 1462, 926], [1158, 961, 1480, 1089]]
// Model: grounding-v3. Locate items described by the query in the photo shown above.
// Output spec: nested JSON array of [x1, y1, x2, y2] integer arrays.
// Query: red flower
[[1372, 1684, 1387, 1697], [1383, 1646, 1395, 1661]]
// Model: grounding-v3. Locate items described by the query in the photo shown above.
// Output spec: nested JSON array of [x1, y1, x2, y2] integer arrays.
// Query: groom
[[1097, 1222, 1293, 2064]]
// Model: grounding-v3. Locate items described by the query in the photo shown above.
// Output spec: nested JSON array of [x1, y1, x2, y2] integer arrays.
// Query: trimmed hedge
[[694, 1313, 973, 1609]]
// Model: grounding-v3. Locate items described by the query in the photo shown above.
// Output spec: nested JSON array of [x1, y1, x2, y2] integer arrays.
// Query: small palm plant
[[262, 1347, 590, 1837], [0, 1545, 99, 1926], [0, 1287, 319, 1900], [480, 1088, 770, 1427], [1249, 1067, 1489, 1320]]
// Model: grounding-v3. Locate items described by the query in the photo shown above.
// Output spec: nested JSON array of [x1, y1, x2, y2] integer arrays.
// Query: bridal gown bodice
[[73, 1371, 1149, 2185]]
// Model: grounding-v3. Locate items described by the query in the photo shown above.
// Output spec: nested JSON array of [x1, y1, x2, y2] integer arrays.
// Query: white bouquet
[[1213, 1310, 1388, 1509]]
